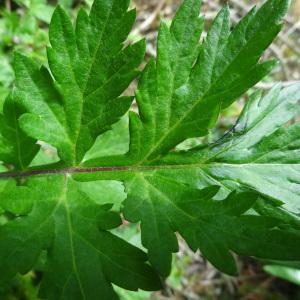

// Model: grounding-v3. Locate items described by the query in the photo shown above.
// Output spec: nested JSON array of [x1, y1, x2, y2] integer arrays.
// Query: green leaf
[[125, 0, 285, 161], [79, 0, 298, 276], [123, 176, 300, 276], [14, 0, 145, 165], [1, 0, 300, 298], [178, 190, 300, 276], [123, 82, 300, 275], [0, 179, 33, 215], [196, 84, 300, 213], [0, 176, 161, 299], [264, 265, 300, 285], [0, 94, 39, 170]]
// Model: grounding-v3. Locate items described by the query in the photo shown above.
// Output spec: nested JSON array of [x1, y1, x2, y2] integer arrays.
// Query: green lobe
[[14, 0, 145, 165], [127, 0, 286, 162], [0, 176, 161, 299], [0, 94, 39, 170]]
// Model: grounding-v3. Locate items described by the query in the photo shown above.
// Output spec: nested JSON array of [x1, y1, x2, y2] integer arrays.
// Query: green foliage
[[264, 265, 300, 286], [0, 94, 40, 170], [0, 0, 82, 110], [0, 0, 300, 299], [14, 0, 144, 165], [0, 0, 52, 109]]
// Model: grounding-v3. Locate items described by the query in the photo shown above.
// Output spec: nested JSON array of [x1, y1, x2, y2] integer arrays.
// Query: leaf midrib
[[0, 162, 299, 179], [62, 180, 87, 300]]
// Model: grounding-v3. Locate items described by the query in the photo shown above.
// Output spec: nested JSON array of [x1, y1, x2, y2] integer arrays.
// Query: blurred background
[[0, 0, 299, 299]]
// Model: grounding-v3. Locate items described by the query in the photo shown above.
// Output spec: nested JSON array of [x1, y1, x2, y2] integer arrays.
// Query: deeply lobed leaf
[[0, 0, 300, 298]]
